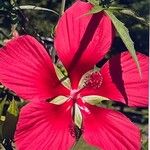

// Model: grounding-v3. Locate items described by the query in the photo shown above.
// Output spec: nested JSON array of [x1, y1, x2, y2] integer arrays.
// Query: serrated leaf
[[82, 95, 109, 105], [16, 5, 59, 16], [87, 0, 99, 5], [7, 99, 19, 117], [105, 10, 141, 76]]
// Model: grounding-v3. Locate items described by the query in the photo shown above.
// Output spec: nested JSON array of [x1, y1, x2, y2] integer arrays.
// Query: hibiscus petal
[[0, 35, 69, 101], [81, 52, 148, 107], [81, 103, 141, 150], [15, 101, 75, 150], [54, 1, 114, 88]]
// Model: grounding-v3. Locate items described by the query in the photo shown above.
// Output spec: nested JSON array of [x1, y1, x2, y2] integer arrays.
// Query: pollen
[[84, 71, 103, 89]]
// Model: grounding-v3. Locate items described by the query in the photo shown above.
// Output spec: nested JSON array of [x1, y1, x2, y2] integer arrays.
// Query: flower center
[[70, 89, 80, 100], [84, 71, 103, 89]]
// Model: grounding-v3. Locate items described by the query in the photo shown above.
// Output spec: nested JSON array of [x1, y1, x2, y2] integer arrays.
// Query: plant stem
[[60, 0, 66, 15]]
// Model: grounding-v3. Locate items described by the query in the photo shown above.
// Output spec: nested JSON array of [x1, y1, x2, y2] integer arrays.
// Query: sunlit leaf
[[87, 5, 104, 15], [16, 5, 59, 16], [87, 0, 99, 5], [105, 10, 141, 76], [7, 99, 19, 117], [120, 9, 147, 25], [10, 0, 17, 5], [109, 6, 124, 10]]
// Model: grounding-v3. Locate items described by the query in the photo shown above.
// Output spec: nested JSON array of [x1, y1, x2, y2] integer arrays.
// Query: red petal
[[81, 103, 141, 150], [0, 35, 69, 102], [15, 101, 75, 150], [54, 1, 114, 88], [81, 52, 148, 107]]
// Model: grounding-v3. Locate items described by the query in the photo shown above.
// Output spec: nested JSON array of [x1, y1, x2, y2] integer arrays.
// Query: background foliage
[[0, 0, 149, 149]]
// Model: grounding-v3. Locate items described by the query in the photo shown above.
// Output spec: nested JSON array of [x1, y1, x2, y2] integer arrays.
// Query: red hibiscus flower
[[0, 1, 148, 150]]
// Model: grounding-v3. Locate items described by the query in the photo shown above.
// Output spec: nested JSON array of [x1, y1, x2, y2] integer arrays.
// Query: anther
[[84, 72, 103, 89]]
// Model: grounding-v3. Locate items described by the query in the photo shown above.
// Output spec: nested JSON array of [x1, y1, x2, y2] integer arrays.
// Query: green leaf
[[0, 40, 3, 46], [72, 138, 98, 150], [105, 10, 141, 76], [87, 5, 104, 14], [142, 140, 148, 150], [7, 99, 19, 117], [120, 9, 147, 25], [0, 97, 6, 121], [16, 5, 59, 16], [108, 6, 124, 10], [87, 0, 99, 5], [0, 100, 5, 117], [10, 0, 17, 5]]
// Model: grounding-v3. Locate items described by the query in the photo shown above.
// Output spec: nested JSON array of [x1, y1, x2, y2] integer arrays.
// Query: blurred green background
[[0, 0, 149, 149]]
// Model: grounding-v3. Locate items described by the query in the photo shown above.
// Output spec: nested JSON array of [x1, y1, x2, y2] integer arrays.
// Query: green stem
[[60, 0, 66, 15], [73, 138, 84, 150]]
